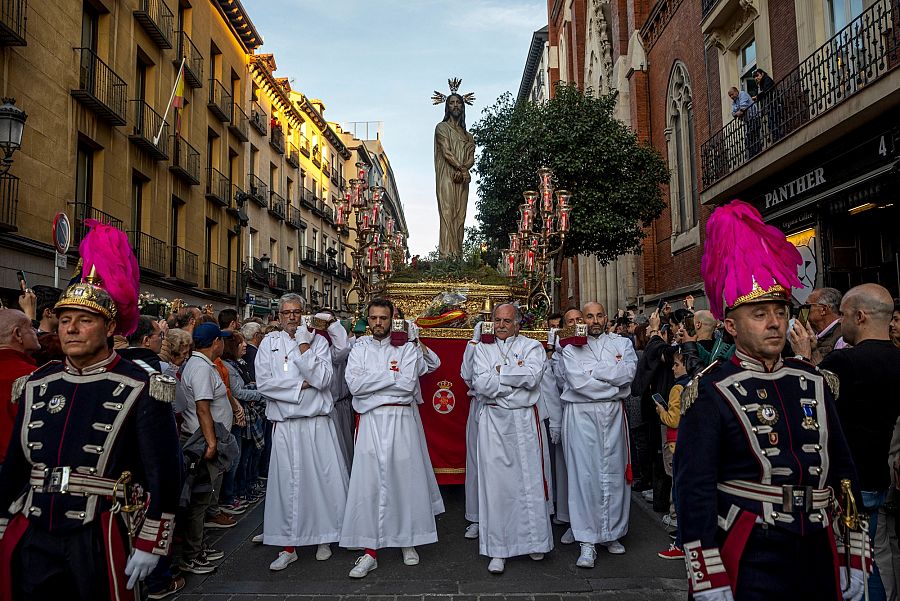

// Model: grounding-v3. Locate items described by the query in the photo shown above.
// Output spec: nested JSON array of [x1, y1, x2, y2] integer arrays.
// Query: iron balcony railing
[[312, 198, 326, 218], [205, 167, 230, 207], [287, 205, 304, 229], [129, 100, 168, 160], [134, 0, 173, 49], [229, 184, 244, 216], [72, 48, 127, 125], [229, 103, 249, 142], [331, 171, 340, 186], [311, 147, 321, 167], [0, 173, 18, 232], [302, 246, 316, 266], [268, 265, 288, 290], [270, 127, 285, 154], [250, 100, 267, 135], [171, 245, 198, 286], [299, 135, 310, 157], [701, 0, 899, 187], [289, 274, 305, 296], [170, 135, 200, 184], [269, 191, 286, 220], [72, 202, 123, 245], [250, 257, 268, 284], [300, 187, 316, 209], [286, 142, 300, 168], [322, 161, 331, 177], [0, 0, 27, 46], [127, 230, 168, 275], [205, 262, 233, 294], [702, 0, 719, 17], [248, 173, 268, 207], [316, 251, 327, 269], [175, 30, 203, 88], [323, 203, 334, 223], [207, 78, 232, 122]]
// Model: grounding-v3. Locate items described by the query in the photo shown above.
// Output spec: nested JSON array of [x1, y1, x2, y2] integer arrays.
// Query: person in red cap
[[0, 220, 181, 600], [675, 200, 869, 601]]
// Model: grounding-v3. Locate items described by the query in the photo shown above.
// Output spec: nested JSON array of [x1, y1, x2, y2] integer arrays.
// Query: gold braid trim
[[149, 374, 177, 403], [820, 368, 840, 400], [11, 375, 29, 404], [681, 360, 721, 415]]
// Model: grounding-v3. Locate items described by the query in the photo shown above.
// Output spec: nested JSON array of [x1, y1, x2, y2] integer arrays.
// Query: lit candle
[[381, 244, 392, 273], [372, 187, 382, 202], [366, 245, 376, 268], [362, 210, 370, 231], [386, 218, 395, 236], [542, 188, 553, 213], [538, 167, 553, 189], [544, 214, 555, 234], [336, 203, 345, 226], [523, 191, 537, 210], [394, 232, 403, 247], [556, 190, 571, 208], [372, 201, 382, 224], [525, 249, 535, 272], [519, 204, 532, 231], [559, 206, 570, 232], [506, 251, 516, 277], [509, 233, 521, 252]]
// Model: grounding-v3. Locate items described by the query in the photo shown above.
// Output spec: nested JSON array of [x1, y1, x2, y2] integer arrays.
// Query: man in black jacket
[[119, 315, 164, 372], [793, 283, 900, 600]]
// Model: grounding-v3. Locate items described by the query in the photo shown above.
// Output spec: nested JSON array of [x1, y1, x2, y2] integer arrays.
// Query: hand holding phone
[[16, 270, 26, 291], [652, 392, 669, 411], [797, 305, 811, 327]]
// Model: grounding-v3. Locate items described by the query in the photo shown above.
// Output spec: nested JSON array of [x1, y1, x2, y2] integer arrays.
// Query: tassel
[[625, 464, 633, 485], [11, 375, 29, 403], [149, 374, 176, 403]]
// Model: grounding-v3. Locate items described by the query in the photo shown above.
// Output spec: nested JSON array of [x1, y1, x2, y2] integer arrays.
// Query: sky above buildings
[[243, 0, 545, 256]]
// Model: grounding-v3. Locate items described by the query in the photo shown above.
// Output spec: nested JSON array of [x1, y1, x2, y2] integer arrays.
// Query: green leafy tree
[[472, 83, 669, 264]]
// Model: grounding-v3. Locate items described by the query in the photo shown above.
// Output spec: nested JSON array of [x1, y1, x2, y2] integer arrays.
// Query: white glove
[[693, 586, 734, 601], [840, 567, 865, 601], [294, 326, 315, 346], [549, 426, 561, 444], [124, 548, 159, 590]]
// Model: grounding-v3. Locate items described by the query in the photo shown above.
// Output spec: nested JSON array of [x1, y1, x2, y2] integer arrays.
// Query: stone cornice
[[211, 0, 263, 52], [640, 0, 686, 51]]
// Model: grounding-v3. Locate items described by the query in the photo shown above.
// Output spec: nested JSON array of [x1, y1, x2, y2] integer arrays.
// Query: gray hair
[[812, 287, 842, 313], [277, 293, 306, 312], [493, 303, 522, 325], [241, 321, 264, 341]]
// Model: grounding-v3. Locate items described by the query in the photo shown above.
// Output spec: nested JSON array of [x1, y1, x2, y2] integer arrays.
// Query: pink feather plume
[[79, 218, 141, 336], [701, 200, 803, 320]]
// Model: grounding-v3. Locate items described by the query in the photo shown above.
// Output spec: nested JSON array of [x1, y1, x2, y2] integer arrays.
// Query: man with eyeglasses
[[119, 315, 165, 371], [255, 293, 349, 572], [800, 287, 845, 364]]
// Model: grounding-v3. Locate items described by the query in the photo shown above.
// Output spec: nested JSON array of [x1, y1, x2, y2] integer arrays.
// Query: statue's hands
[[461, 171, 471, 184], [452, 170, 464, 184]]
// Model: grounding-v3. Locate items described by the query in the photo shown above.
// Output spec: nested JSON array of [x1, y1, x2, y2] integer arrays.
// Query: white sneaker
[[602, 540, 626, 554], [251, 533, 264, 544], [401, 546, 419, 566], [529, 553, 544, 561], [576, 543, 597, 568], [316, 543, 332, 561], [487, 557, 505, 573], [269, 550, 297, 571], [662, 514, 678, 528], [464, 522, 479, 539], [561, 528, 575, 544], [349, 554, 377, 578]]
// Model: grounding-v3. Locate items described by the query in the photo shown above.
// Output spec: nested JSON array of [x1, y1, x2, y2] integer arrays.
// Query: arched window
[[666, 61, 699, 246]]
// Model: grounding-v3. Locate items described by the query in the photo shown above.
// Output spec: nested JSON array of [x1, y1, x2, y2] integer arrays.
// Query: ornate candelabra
[[499, 166, 570, 311], [337, 161, 404, 317]]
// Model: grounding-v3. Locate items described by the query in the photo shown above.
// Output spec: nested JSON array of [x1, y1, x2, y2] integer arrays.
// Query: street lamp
[[499, 166, 569, 311], [260, 253, 271, 271], [0, 98, 26, 176], [337, 160, 405, 318]]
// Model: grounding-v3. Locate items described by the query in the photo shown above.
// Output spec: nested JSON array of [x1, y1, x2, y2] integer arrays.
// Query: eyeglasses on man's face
[[280, 310, 303, 317]]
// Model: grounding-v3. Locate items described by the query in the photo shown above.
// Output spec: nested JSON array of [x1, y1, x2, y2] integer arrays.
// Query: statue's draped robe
[[434, 120, 475, 256]]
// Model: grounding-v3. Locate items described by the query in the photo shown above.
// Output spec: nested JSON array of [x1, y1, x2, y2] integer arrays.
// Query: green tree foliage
[[471, 84, 669, 264]]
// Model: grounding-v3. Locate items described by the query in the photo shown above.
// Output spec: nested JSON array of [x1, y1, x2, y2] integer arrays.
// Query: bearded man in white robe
[[560, 302, 637, 569], [340, 299, 443, 578], [471, 303, 553, 574], [255, 294, 349, 572]]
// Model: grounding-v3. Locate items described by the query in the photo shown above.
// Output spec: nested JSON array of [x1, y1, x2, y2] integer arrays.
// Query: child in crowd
[[656, 350, 688, 560]]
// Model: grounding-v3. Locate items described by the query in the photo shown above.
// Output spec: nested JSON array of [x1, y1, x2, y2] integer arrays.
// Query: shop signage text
[[765, 167, 826, 209]]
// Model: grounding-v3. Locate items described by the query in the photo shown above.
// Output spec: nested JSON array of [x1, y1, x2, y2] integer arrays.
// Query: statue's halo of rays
[[431, 77, 476, 106]]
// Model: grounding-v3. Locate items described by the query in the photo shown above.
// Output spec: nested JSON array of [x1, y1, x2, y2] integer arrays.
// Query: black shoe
[[178, 558, 216, 575], [202, 547, 225, 561], [147, 576, 186, 599]]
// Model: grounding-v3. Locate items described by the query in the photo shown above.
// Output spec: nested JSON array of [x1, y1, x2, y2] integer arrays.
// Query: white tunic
[[471, 335, 553, 558], [340, 337, 443, 549], [560, 333, 637, 544], [461, 339, 481, 522], [330, 335, 355, 471], [255, 330, 349, 546]]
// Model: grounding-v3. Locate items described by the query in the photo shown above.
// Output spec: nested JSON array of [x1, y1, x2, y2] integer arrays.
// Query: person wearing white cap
[[340, 298, 443, 578], [255, 294, 349, 572]]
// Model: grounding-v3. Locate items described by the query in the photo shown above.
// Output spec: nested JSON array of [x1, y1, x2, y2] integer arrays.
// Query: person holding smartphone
[[655, 351, 688, 560]]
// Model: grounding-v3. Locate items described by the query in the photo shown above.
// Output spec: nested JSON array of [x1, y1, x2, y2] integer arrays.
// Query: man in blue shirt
[[728, 86, 760, 159]]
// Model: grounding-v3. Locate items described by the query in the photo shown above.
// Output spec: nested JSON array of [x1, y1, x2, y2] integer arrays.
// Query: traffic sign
[[52, 212, 71, 255]]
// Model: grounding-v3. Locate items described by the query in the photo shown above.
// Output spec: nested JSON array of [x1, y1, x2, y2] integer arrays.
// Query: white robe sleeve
[[293, 335, 333, 391], [471, 344, 512, 400], [496, 340, 545, 409], [346, 341, 419, 397], [541, 362, 562, 429], [256, 334, 304, 403], [590, 337, 638, 388], [561, 344, 621, 400], [421, 342, 441, 374], [460, 342, 477, 388]]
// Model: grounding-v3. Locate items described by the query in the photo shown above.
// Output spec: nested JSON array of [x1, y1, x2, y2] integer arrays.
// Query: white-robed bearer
[[553, 308, 584, 545], [560, 302, 637, 568], [340, 298, 444, 578], [461, 321, 486, 539], [471, 304, 553, 574], [325, 310, 355, 471], [255, 294, 349, 571]]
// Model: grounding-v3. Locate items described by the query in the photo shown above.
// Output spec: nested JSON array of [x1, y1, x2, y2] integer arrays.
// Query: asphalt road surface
[[173, 485, 687, 601]]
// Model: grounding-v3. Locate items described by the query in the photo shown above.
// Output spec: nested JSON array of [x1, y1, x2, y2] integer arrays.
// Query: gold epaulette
[[11, 374, 29, 404], [681, 360, 721, 415], [819, 368, 840, 400], [149, 374, 177, 403]]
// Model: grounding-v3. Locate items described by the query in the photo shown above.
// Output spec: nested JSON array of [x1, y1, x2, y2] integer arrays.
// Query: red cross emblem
[[432, 380, 455, 414]]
